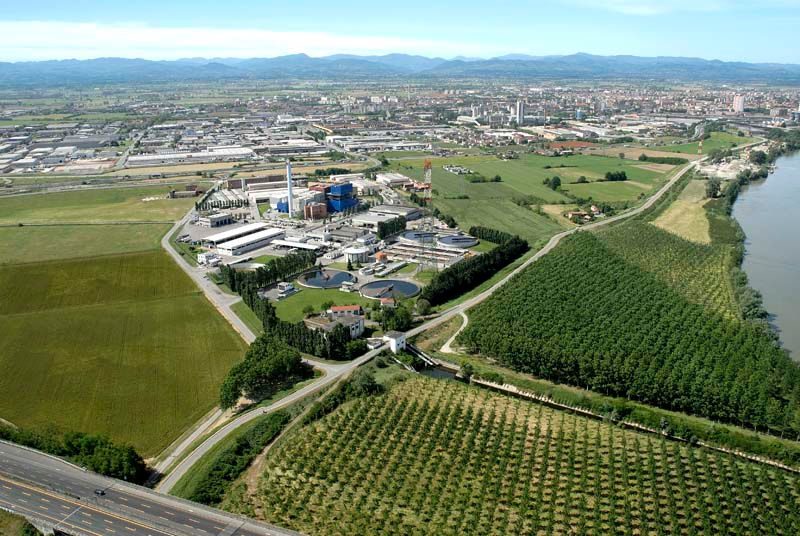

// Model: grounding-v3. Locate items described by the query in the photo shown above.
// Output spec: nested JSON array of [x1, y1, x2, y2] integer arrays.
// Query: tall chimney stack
[[286, 159, 294, 218]]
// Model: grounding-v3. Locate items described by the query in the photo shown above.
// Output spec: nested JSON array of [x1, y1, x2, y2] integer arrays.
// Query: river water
[[732, 152, 800, 360]]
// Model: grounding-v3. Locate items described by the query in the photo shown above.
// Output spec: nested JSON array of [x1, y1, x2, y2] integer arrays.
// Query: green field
[[435, 198, 562, 245], [274, 287, 375, 323], [661, 132, 758, 155], [236, 377, 800, 535], [0, 251, 248, 456], [0, 223, 170, 264], [0, 186, 196, 224], [387, 153, 672, 240]]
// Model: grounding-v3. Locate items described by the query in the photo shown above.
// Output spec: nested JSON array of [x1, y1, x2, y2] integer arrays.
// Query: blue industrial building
[[327, 182, 358, 213]]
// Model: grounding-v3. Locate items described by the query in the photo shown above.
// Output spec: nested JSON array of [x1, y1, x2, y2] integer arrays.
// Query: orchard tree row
[[459, 232, 800, 438]]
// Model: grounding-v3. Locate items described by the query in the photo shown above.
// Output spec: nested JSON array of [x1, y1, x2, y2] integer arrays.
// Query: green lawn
[[0, 251, 247, 456], [661, 132, 758, 155], [274, 287, 374, 323], [0, 185, 196, 224], [232, 300, 266, 335], [0, 223, 170, 264]]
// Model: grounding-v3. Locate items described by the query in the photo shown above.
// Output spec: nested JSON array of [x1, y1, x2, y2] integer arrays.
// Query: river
[[732, 152, 800, 360]]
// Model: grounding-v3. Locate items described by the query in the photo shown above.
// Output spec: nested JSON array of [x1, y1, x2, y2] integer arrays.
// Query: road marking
[[0, 497, 104, 536], [0, 475, 174, 536]]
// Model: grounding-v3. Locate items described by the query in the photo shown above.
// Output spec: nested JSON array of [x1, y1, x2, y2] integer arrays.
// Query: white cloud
[[568, 0, 727, 15], [0, 21, 490, 62]]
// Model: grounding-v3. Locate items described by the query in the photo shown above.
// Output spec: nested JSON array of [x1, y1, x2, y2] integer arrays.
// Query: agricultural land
[[0, 187, 248, 456], [458, 177, 800, 438], [387, 152, 676, 242], [230, 377, 800, 536]]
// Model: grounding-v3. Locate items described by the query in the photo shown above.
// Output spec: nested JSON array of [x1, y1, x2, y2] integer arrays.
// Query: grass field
[[387, 152, 672, 240], [275, 287, 375, 323], [0, 186, 195, 224], [238, 377, 800, 536], [435, 198, 563, 245], [653, 179, 711, 244], [0, 251, 248, 456], [0, 223, 170, 264], [661, 132, 758, 155]]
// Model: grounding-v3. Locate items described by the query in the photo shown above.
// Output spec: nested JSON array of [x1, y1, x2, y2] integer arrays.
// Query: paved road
[[157, 346, 385, 493], [157, 158, 701, 491], [0, 441, 299, 536], [159, 137, 764, 491], [153, 212, 346, 478]]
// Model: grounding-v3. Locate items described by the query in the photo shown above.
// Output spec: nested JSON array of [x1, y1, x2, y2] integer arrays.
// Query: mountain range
[[2, 53, 800, 86]]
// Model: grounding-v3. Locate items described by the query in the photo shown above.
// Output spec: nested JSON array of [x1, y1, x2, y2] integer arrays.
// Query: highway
[[0, 441, 299, 536]]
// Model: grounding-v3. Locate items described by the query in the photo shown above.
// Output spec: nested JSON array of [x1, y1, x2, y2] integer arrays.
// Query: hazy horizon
[[2, 0, 799, 63]]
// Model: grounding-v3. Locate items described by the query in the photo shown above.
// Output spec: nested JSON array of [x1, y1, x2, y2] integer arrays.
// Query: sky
[[1, 0, 799, 63]]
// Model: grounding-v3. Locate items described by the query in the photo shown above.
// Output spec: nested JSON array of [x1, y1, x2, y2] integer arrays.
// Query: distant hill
[[2, 52, 800, 86]]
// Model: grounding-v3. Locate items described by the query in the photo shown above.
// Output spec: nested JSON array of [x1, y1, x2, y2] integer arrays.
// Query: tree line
[[638, 154, 689, 165], [419, 231, 529, 306], [219, 334, 313, 409], [603, 171, 628, 182], [459, 232, 800, 439], [185, 411, 290, 505], [377, 215, 407, 239], [219, 251, 317, 293], [0, 425, 147, 483], [468, 226, 515, 245]]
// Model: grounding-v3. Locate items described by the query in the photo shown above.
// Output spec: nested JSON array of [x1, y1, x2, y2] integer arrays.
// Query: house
[[304, 314, 364, 339], [380, 297, 396, 308], [383, 331, 407, 354]]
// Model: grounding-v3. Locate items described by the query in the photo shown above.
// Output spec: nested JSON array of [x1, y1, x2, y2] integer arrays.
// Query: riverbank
[[731, 152, 800, 359]]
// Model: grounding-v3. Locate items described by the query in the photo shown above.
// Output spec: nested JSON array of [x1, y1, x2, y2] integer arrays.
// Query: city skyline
[[1, 0, 799, 63]]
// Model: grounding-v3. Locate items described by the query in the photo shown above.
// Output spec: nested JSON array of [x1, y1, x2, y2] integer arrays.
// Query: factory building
[[197, 213, 235, 228], [216, 228, 285, 256], [126, 147, 255, 167], [351, 212, 398, 232], [369, 204, 422, 221], [304, 202, 328, 220], [327, 183, 358, 213], [203, 222, 269, 247], [376, 172, 411, 187]]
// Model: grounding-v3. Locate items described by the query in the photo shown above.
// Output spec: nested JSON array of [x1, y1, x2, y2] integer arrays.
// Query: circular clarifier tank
[[360, 279, 421, 299], [298, 269, 356, 289]]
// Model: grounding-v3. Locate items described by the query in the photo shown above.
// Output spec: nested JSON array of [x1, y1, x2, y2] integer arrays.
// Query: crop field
[[0, 186, 195, 224], [661, 132, 758, 155], [652, 179, 712, 244], [458, 229, 800, 437], [0, 223, 170, 264], [240, 377, 800, 536], [0, 251, 248, 456]]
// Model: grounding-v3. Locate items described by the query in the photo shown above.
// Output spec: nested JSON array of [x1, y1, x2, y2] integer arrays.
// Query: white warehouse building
[[216, 228, 285, 256]]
